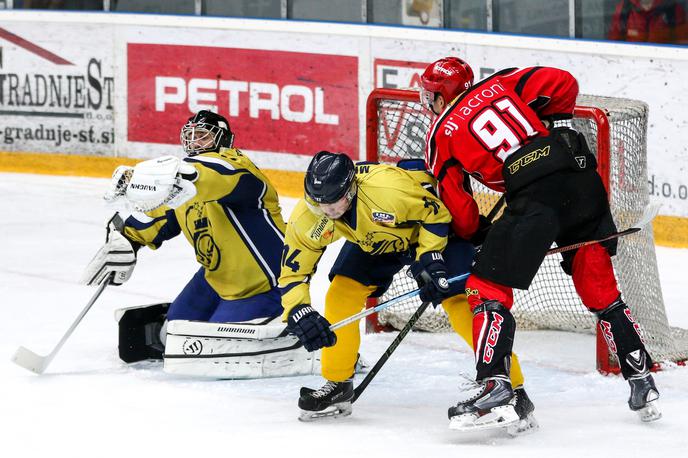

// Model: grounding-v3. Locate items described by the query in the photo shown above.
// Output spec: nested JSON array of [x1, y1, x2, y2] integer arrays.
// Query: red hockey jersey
[[425, 66, 579, 239]]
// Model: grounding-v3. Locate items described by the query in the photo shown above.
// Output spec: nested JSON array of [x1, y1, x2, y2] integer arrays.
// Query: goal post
[[365, 87, 688, 374]]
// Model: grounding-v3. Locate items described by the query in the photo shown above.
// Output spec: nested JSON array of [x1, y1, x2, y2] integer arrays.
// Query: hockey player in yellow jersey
[[280, 151, 534, 431], [83, 111, 287, 364]]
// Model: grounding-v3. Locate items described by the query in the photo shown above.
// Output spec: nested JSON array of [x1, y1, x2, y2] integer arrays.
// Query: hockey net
[[366, 88, 688, 373]]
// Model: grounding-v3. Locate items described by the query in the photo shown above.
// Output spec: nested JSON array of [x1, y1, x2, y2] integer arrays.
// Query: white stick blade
[[12, 346, 48, 374], [635, 203, 661, 229]]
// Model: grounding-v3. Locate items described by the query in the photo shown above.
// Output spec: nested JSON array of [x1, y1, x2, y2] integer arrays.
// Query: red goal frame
[[364, 88, 618, 374]]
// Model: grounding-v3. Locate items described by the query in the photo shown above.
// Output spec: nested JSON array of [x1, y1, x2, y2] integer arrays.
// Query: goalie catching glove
[[104, 155, 198, 213], [409, 251, 451, 304], [82, 213, 138, 286], [287, 304, 337, 352]]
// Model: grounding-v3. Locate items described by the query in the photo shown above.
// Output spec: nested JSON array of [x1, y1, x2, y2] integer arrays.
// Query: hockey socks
[[472, 300, 516, 381], [596, 296, 661, 422], [443, 295, 525, 388], [596, 296, 653, 379]]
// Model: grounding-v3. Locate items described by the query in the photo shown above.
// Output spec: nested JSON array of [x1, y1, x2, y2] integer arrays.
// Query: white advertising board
[[0, 11, 686, 217], [0, 21, 116, 155]]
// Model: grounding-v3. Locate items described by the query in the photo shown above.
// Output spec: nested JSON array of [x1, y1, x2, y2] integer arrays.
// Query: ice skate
[[507, 386, 539, 436], [628, 373, 661, 422], [448, 376, 519, 432], [298, 378, 354, 422]]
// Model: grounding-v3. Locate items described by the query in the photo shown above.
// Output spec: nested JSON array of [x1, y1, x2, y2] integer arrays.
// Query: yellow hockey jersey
[[279, 163, 452, 316], [123, 148, 286, 300]]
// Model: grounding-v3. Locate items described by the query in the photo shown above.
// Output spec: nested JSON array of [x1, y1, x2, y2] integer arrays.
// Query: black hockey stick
[[351, 196, 508, 403], [547, 204, 659, 255], [353, 300, 431, 403], [485, 194, 506, 222], [351, 204, 658, 403]]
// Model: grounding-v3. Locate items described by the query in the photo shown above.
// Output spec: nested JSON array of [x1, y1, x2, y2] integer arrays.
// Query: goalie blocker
[[115, 304, 322, 379]]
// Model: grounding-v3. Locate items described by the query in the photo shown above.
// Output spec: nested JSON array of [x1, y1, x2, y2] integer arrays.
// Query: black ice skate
[[298, 378, 354, 422], [628, 373, 661, 422], [448, 376, 519, 432], [507, 386, 539, 436]]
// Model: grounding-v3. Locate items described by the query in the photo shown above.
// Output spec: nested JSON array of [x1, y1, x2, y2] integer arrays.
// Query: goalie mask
[[304, 151, 356, 219], [180, 110, 234, 156]]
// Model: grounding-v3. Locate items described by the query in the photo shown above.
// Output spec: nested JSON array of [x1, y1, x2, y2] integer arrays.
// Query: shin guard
[[443, 295, 525, 388], [597, 296, 653, 379], [473, 300, 516, 380]]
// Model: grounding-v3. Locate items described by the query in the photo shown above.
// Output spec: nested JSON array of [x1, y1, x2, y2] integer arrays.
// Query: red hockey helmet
[[420, 57, 474, 111]]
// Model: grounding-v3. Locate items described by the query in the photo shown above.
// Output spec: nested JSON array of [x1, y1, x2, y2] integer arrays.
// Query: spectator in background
[[608, 0, 688, 44]]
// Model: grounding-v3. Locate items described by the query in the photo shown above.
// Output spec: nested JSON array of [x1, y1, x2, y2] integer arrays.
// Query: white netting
[[370, 89, 688, 365]]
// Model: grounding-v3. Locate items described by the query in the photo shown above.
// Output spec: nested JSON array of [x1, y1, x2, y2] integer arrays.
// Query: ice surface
[[1, 173, 687, 457]]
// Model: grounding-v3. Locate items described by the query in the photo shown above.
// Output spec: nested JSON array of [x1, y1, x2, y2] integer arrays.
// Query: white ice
[[1, 173, 687, 458]]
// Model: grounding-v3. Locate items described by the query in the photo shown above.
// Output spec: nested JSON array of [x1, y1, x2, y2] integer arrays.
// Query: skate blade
[[506, 414, 540, 437], [449, 405, 520, 432], [636, 400, 662, 423], [298, 402, 352, 422]]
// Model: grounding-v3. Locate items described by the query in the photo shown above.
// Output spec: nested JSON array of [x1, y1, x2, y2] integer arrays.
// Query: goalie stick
[[11, 274, 111, 374], [347, 203, 659, 404]]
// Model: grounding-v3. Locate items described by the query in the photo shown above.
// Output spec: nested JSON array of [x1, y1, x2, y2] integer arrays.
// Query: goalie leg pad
[[163, 318, 321, 379], [116, 303, 169, 363]]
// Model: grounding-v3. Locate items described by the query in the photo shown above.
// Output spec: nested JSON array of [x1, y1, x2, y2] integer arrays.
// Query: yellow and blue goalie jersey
[[279, 163, 452, 316], [123, 148, 286, 300]]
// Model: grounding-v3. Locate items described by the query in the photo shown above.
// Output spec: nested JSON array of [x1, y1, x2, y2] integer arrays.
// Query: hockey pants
[[466, 244, 650, 380], [322, 275, 525, 388]]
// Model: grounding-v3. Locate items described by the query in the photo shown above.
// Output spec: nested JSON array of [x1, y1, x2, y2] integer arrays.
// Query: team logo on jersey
[[372, 211, 395, 224], [507, 146, 550, 175], [186, 205, 221, 271], [361, 231, 407, 255], [423, 197, 440, 215], [308, 217, 333, 241]]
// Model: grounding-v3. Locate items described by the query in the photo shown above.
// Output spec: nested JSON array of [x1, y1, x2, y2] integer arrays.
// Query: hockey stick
[[330, 197, 506, 332], [11, 275, 111, 374], [330, 196, 507, 333], [329, 273, 469, 331], [349, 199, 508, 403], [546, 203, 659, 255], [348, 203, 658, 403], [485, 194, 506, 222], [352, 299, 432, 403]]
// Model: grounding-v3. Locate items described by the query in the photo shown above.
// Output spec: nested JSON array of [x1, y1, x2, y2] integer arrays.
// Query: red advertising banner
[[128, 44, 358, 157]]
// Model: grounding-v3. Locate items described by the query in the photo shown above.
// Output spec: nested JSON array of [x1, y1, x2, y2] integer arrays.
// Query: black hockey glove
[[468, 215, 492, 248], [287, 304, 337, 352], [409, 251, 451, 305]]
